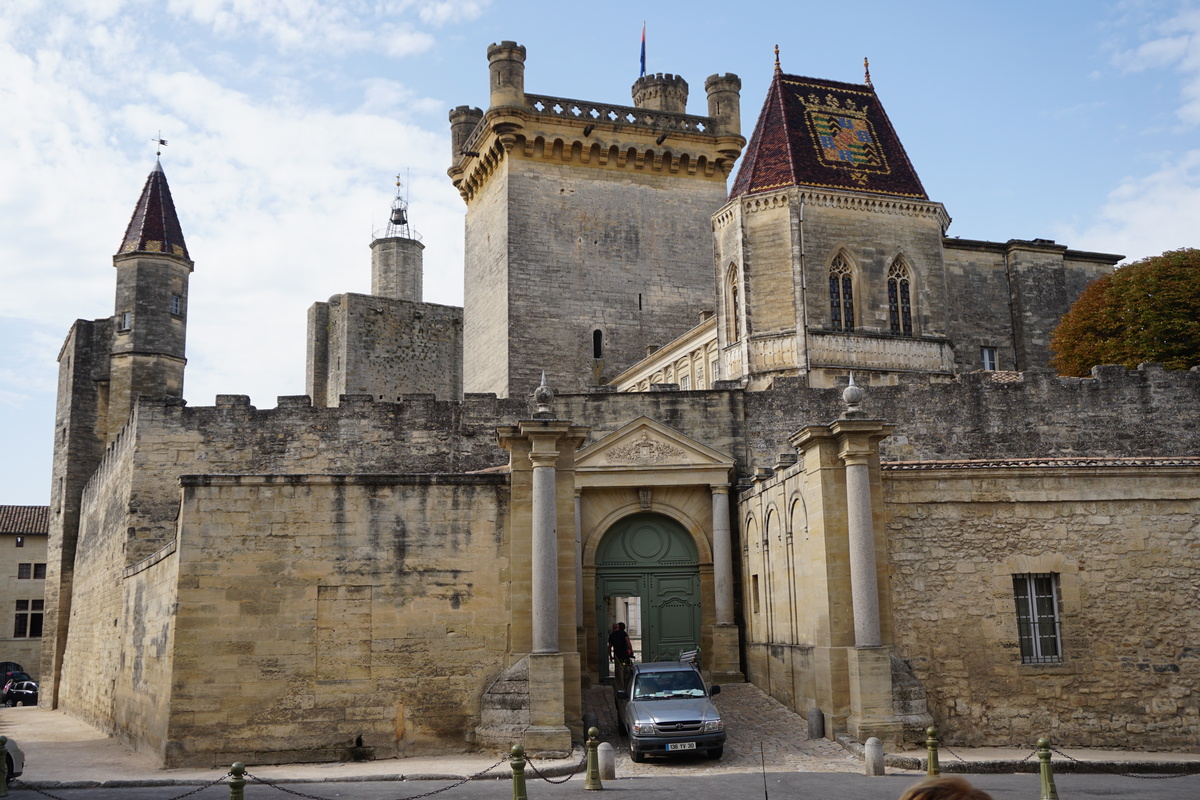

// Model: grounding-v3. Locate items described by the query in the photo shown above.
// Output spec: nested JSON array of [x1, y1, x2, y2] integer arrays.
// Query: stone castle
[[43, 40, 1200, 767]]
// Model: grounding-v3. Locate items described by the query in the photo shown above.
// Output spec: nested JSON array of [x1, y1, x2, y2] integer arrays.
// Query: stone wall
[[165, 473, 510, 766], [744, 365, 1200, 473], [307, 293, 463, 405], [884, 462, 1200, 748]]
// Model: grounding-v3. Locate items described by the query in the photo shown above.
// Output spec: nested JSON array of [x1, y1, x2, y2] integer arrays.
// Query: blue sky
[[1, 0, 1198, 505]]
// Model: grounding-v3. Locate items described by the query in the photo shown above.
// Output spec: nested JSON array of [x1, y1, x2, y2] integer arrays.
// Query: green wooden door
[[595, 513, 700, 680]]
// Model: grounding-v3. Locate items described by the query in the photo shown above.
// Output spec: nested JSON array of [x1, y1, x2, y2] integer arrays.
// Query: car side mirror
[[709, 684, 721, 696], [615, 689, 628, 700]]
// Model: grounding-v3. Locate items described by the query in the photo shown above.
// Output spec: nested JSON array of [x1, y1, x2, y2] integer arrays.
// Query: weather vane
[[153, 131, 168, 157]]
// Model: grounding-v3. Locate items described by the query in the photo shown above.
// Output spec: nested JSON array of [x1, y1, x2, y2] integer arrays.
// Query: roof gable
[[576, 416, 735, 478], [730, 71, 928, 201]]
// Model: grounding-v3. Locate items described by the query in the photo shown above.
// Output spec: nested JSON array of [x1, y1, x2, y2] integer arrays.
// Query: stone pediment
[[575, 417, 734, 483]]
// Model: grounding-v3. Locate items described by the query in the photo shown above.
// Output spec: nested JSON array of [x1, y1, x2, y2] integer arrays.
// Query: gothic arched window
[[829, 255, 854, 332], [726, 265, 741, 342], [887, 259, 913, 336]]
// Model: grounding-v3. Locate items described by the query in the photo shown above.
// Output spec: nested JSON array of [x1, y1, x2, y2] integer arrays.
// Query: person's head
[[611, 623, 618, 632], [898, 777, 994, 800], [617, 622, 626, 631]]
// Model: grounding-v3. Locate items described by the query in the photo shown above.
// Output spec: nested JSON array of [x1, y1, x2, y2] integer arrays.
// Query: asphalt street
[[9, 769, 1200, 800]]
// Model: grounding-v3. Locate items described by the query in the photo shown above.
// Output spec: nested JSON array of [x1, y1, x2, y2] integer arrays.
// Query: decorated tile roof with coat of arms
[[730, 68, 928, 201]]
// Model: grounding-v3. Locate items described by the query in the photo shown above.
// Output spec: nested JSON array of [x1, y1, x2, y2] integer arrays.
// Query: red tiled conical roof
[[730, 69, 927, 201], [117, 159, 190, 259]]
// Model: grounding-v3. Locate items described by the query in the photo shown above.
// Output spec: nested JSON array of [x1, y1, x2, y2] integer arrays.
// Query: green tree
[[1050, 248, 1200, 377]]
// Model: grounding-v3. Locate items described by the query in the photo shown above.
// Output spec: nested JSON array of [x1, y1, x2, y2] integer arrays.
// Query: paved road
[[10, 770, 1200, 800]]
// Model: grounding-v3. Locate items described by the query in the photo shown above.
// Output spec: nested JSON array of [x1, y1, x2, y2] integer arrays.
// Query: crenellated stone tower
[[43, 159, 192, 704], [306, 182, 463, 405], [449, 41, 745, 398]]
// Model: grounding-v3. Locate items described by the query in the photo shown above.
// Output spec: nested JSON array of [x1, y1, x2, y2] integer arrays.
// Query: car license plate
[[666, 742, 696, 751]]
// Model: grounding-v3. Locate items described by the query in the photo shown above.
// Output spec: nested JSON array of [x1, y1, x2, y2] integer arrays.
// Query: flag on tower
[[639, 23, 646, 77]]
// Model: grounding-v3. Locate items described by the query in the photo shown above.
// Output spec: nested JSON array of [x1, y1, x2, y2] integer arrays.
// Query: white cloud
[[1055, 149, 1200, 262], [1114, 6, 1200, 124]]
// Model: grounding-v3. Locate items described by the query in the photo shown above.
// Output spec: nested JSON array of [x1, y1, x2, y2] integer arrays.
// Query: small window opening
[[593, 330, 603, 359], [982, 347, 998, 371], [829, 255, 854, 332]]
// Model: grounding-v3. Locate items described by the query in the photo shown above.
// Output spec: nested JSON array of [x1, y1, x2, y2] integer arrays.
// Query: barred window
[[34, 563, 46, 579], [887, 259, 913, 335], [1013, 573, 1062, 664], [18, 563, 31, 579], [830, 255, 854, 332]]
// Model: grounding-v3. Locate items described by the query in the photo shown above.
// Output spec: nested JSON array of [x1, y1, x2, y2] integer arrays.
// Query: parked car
[[4, 736, 24, 781], [0, 662, 22, 676], [3, 680, 37, 707], [1, 676, 35, 705], [614, 661, 725, 762]]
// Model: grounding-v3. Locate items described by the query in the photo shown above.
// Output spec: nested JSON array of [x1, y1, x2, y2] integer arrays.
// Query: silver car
[[4, 736, 24, 781], [615, 661, 725, 762]]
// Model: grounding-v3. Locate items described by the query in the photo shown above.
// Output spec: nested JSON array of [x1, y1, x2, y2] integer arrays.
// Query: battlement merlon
[[447, 41, 745, 201]]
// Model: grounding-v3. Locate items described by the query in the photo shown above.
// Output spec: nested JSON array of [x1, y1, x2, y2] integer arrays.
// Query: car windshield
[[632, 671, 707, 699]]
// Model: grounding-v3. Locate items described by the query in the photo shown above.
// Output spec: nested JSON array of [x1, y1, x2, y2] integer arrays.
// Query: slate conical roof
[[730, 67, 927, 201], [117, 159, 190, 259]]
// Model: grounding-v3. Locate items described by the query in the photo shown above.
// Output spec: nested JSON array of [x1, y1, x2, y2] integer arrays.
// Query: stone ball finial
[[533, 371, 553, 416], [842, 372, 864, 417]]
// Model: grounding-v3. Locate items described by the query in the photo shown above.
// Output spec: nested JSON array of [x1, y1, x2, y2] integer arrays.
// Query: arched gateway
[[595, 513, 700, 680], [574, 416, 742, 684]]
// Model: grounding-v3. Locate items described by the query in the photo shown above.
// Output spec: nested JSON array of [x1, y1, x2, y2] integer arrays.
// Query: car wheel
[[3, 698, 14, 708], [707, 746, 723, 760], [629, 745, 644, 763]]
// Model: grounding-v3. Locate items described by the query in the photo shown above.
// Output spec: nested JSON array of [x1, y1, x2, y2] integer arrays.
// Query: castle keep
[[42, 41, 1200, 767]]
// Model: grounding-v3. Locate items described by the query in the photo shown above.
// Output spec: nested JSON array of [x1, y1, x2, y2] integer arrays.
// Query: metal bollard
[[1, 734, 8, 798], [584, 726, 603, 790], [925, 726, 940, 777], [510, 744, 528, 800], [229, 762, 245, 800], [1037, 737, 1059, 800]]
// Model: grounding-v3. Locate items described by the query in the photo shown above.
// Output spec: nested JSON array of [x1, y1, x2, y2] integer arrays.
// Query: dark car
[[3, 680, 37, 707], [614, 661, 725, 762], [1, 673, 35, 706], [0, 662, 22, 676]]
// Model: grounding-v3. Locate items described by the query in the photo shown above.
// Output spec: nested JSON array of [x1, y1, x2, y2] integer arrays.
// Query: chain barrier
[[1049, 744, 1195, 780], [243, 754, 511, 800], [523, 750, 588, 785], [9, 772, 232, 800]]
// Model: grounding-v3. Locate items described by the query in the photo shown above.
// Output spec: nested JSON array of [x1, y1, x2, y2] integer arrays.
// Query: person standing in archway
[[607, 622, 634, 688]]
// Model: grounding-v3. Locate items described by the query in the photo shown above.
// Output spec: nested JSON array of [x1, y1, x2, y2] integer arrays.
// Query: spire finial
[[152, 131, 168, 158], [533, 371, 554, 417], [864, 57, 872, 86], [774, 44, 780, 72]]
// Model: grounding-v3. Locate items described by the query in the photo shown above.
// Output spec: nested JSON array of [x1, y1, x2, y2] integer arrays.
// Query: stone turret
[[632, 73, 689, 113], [704, 73, 742, 138], [449, 105, 484, 168], [487, 41, 527, 109], [370, 179, 423, 302], [107, 158, 194, 439]]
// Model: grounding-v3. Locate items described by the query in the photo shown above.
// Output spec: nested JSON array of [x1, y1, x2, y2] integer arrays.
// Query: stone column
[[711, 486, 734, 625], [842, 448, 880, 648], [574, 490, 584, 630], [530, 437, 560, 653]]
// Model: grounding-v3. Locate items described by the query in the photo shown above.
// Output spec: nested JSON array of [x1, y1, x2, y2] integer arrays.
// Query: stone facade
[[1, 505, 49, 678], [39, 37, 1200, 768]]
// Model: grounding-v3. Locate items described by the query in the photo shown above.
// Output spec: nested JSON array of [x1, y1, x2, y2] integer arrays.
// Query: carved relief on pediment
[[604, 432, 686, 465]]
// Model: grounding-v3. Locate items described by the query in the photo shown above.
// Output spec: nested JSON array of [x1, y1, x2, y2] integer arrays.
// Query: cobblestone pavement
[[584, 681, 904, 777]]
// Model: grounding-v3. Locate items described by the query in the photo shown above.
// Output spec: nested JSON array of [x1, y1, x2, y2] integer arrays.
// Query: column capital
[[709, 484, 730, 496]]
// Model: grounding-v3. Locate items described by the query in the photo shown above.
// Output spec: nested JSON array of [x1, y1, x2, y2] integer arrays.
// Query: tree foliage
[[1050, 248, 1200, 376]]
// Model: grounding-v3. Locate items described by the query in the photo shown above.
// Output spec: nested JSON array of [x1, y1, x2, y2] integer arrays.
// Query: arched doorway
[[594, 513, 700, 681]]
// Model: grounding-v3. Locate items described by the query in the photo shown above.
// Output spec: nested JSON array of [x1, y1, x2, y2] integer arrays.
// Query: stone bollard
[[511, 744, 528, 800], [584, 726, 603, 790], [1037, 737, 1059, 800], [807, 706, 824, 739], [925, 726, 940, 777], [597, 742, 616, 781], [864, 737, 885, 776], [1, 735, 8, 798], [229, 762, 245, 800]]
